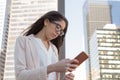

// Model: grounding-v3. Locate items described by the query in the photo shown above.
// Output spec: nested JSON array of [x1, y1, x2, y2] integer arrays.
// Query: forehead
[[55, 20, 66, 29]]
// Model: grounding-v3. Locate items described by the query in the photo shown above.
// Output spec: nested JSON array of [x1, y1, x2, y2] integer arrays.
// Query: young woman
[[14, 11, 79, 80]]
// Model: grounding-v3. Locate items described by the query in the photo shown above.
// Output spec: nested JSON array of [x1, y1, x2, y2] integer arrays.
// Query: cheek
[[46, 29, 53, 37], [47, 29, 52, 34]]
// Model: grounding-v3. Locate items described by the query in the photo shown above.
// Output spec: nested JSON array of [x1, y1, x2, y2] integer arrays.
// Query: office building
[[86, 1, 112, 79], [87, 2, 111, 40], [0, 0, 10, 80], [0, 0, 7, 51], [90, 24, 120, 80]]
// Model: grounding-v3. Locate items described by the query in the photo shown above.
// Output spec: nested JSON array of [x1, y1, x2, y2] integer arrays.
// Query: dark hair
[[23, 11, 68, 52]]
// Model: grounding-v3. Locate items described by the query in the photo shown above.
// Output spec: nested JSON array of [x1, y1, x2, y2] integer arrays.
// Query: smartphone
[[71, 51, 89, 65]]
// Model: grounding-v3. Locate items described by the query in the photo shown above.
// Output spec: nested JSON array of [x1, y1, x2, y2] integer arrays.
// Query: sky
[[108, 1, 120, 26], [65, 0, 87, 80]]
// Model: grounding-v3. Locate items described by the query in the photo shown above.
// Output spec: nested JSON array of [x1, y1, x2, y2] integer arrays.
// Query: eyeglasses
[[51, 21, 64, 36]]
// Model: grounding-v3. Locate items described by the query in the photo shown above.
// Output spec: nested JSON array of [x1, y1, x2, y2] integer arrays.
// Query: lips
[[52, 33, 58, 38]]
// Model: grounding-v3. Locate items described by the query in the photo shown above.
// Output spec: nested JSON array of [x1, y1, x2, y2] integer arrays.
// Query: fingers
[[65, 58, 79, 64], [65, 67, 74, 72], [56, 58, 79, 72], [65, 63, 79, 72], [64, 73, 74, 80], [63, 59, 79, 72], [70, 59, 79, 64]]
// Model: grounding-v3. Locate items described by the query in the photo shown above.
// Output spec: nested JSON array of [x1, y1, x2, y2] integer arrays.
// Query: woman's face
[[44, 19, 66, 40]]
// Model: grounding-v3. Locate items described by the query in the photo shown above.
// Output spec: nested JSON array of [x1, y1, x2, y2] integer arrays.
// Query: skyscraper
[[89, 24, 120, 80], [0, 1, 7, 78], [0, 0, 7, 51], [86, 1, 112, 80], [2, 0, 58, 80], [0, 0, 10, 80], [87, 2, 111, 40]]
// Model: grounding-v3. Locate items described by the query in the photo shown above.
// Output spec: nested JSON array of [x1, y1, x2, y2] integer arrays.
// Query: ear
[[44, 19, 50, 26]]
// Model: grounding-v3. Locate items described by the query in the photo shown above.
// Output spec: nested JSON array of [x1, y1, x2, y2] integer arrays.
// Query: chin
[[50, 35, 57, 40], [51, 37, 56, 40], [48, 37, 54, 41]]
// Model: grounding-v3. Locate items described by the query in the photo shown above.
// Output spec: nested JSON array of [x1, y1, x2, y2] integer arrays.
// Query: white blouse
[[33, 37, 58, 80]]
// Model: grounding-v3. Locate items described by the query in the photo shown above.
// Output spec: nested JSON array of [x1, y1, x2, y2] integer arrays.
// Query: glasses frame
[[51, 21, 64, 36]]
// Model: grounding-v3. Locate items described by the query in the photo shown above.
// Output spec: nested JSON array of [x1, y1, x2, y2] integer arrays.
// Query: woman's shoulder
[[16, 34, 34, 41], [15, 34, 35, 47], [15, 34, 36, 49], [16, 35, 27, 42]]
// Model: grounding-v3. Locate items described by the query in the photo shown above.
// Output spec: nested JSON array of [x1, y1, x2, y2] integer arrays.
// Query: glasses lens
[[51, 21, 64, 36], [56, 25, 61, 31], [56, 25, 64, 36], [59, 30, 64, 36]]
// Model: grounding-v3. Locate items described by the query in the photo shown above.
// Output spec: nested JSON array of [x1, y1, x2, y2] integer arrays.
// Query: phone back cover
[[73, 51, 89, 65]]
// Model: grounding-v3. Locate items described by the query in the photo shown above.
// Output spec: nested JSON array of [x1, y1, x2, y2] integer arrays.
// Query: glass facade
[[90, 27, 120, 80], [0, 0, 8, 80], [0, 0, 7, 51]]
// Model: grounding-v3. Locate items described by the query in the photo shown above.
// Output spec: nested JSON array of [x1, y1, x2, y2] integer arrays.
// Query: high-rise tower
[[0, 1, 7, 74], [90, 24, 120, 80], [87, 2, 111, 40], [86, 1, 112, 80], [0, 0, 10, 80]]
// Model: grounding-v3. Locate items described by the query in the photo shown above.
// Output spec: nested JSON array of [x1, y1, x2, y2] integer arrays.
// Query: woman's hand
[[63, 73, 74, 80], [54, 59, 79, 72], [48, 59, 79, 73]]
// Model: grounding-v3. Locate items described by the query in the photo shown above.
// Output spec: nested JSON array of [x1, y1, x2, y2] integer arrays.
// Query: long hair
[[23, 11, 68, 52]]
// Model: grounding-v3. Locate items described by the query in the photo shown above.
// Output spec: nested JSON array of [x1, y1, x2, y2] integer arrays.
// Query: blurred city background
[[0, 0, 120, 80]]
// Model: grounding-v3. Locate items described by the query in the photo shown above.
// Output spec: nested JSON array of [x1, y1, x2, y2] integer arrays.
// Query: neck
[[35, 30, 49, 42], [35, 31, 50, 49]]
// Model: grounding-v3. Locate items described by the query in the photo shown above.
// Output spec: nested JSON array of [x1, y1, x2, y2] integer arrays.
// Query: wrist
[[47, 64, 56, 74]]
